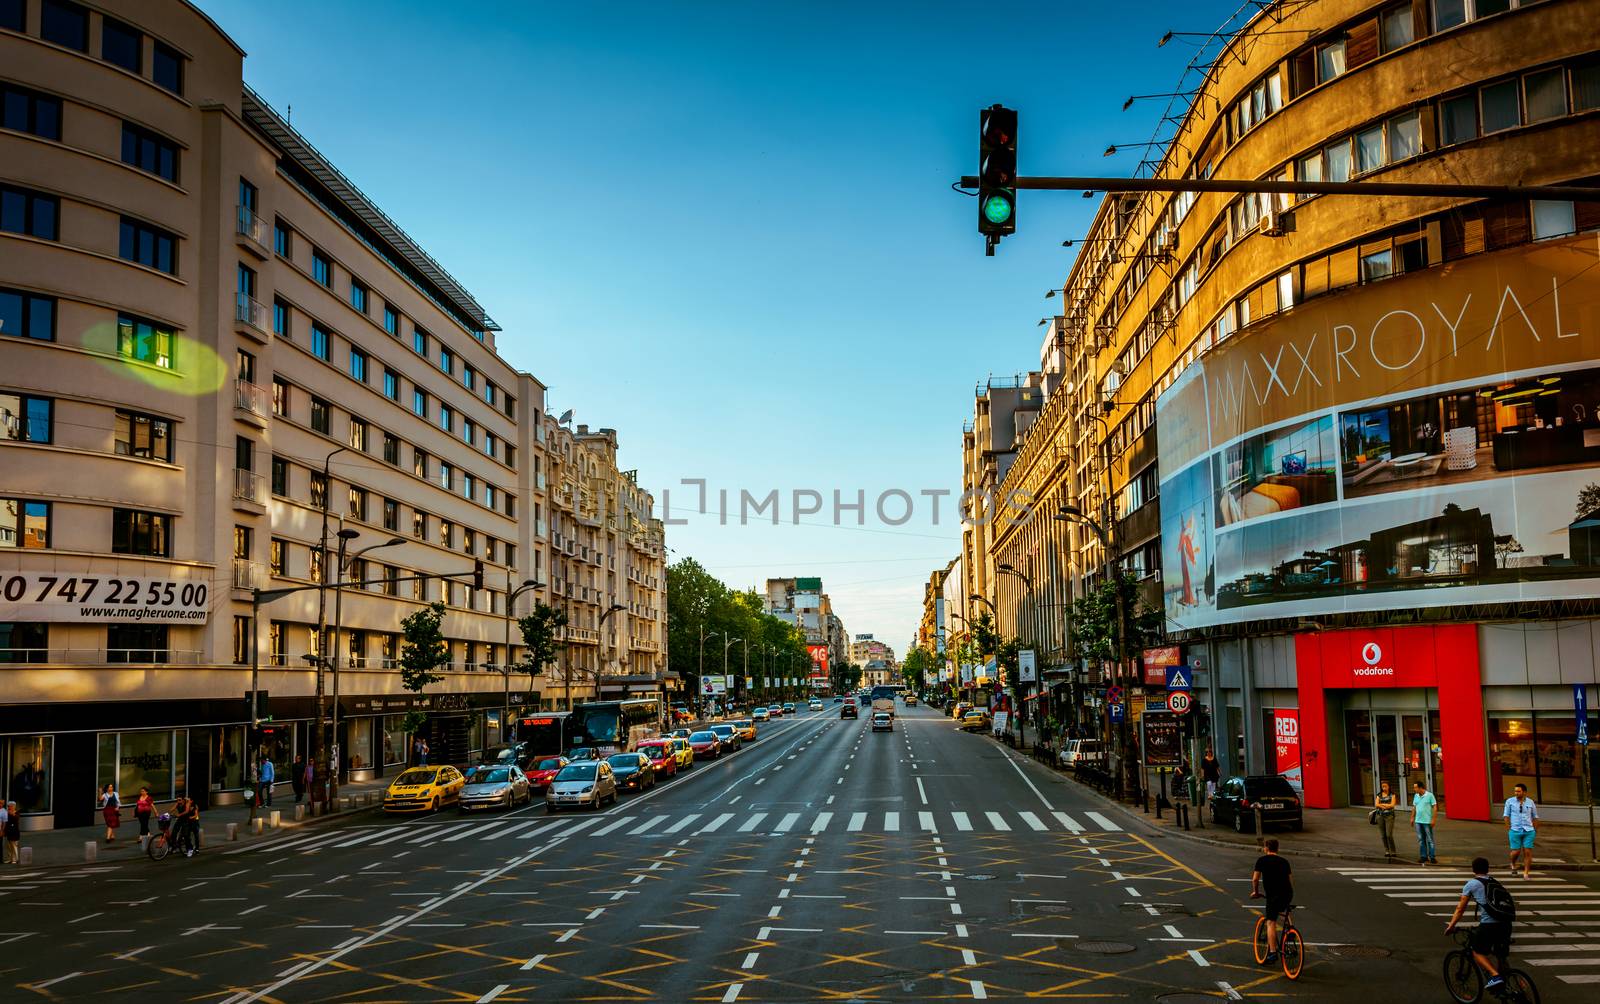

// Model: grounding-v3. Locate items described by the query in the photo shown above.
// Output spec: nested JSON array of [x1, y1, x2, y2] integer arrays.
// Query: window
[[383, 368, 399, 400], [383, 305, 399, 336], [1434, 0, 1468, 29], [462, 473, 476, 502], [350, 279, 368, 313], [111, 509, 170, 556], [349, 347, 368, 383], [1441, 94, 1479, 145], [413, 389, 427, 417], [40, 0, 86, 51], [382, 431, 400, 465], [440, 520, 454, 548], [3, 84, 59, 147], [233, 524, 252, 560], [439, 462, 454, 491], [439, 404, 453, 433], [0, 0, 22, 31], [1355, 125, 1384, 174], [152, 42, 183, 95], [413, 328, 427, 355], [1323, 138, 1352, 182], [271, 455, 288, 495], [308, 547, 324, 584], [310, 397, 330, 435], [234, 435, 254, 473], [115, 410, 171, 461], [236, 347, 256, 385], [2, 184, 58, 240], [237, 262, 256, 301], [503, 395, 515, 421], [311, 323, 331, 361], [1575, 62, 1600, 112], [1524, 68, 1566, 123], [0, 499, 49, 548], [349, 418, 368, 452], [102, 16, 142, 72], [413, 448, 428, 478], [269, 621, 285, 665], [1360, 247, 1396, 282], [348, 486, 367, 521], [312, 249, 332, 288], [116, 314, 175, 369], [271, 377, 289, 416], [462, 364, 476, 391], [1481, 79, 1521, 134], [483, 381, 497, 406], [0, 288, 54, 341], [1380, 4, 1415, 50], [1531, 200, 1576, 240], [231, 615, 251, 665], [1387, 111, 1421, 162], [485, 484, 498, 509], [107, 625, 168, 664], [1316, 39, 1346, 84], [463, 419, 476, 446], [439, 347, 454, 374], [484, 431, 497, 459], [120, 123, 179, 182], [383, 497, 399, 531], [119, 217, 176, 273], [274, 218, 291, 256], [273, 298, 289, 337], [506, 444, 516, 469], [270, 538, 286, 575], [413, 510, 427, 539], [309, 471, 328, 509], [0, 393, 51, 443]]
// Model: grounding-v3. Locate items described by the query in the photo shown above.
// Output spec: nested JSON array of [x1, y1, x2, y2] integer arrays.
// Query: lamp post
[[596, 603, 625, 700], [329, 531, 404, 798], [723, 635, 745, 711], [310, 446, 349, 806], [1055, 503, 1131, 799], [502, 575, 544, 743], [996, 563, 1040, 745]]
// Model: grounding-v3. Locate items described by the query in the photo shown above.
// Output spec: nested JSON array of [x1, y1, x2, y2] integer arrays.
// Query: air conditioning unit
[[1158, 231, 1179, 255], [1261, 207, 1295, 237]]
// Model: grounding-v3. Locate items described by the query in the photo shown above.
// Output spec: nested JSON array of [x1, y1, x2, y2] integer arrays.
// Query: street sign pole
[[1577, 684, 1595, 861]]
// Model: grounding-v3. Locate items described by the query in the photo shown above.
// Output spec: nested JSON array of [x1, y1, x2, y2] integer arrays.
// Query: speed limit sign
[[1167, 691, 1192, 714]]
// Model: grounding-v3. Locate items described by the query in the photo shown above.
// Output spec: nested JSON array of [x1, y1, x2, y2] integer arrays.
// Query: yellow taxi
[[383, 765, 467, 813], [958, 709, 991, 733], [669, 735, 695, 769], [734, 719, 757, 741]]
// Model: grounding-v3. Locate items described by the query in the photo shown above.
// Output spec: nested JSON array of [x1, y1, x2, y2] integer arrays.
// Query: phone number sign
[[0, 573, 211, 623]]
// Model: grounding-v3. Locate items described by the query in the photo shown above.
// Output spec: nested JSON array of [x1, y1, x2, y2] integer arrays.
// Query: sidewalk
[[6, 777, 389, 869]]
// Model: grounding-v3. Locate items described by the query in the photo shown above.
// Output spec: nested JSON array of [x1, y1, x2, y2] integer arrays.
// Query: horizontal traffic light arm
[[956, 175, 1600, 201], [253, 566, 485, 605]]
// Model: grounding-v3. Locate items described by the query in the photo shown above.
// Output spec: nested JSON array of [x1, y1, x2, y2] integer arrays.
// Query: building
[[0, 0, 667, 830], [978, 0, 1600, 820], [960, 377, 1044, 627], [919, 555, 966, 695], [850, 634, 898, 689], [764, 575, 843, 689]]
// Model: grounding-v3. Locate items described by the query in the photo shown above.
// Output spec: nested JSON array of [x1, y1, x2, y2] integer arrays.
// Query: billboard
[[1273, 709, 1303, 794], [1157, 235, 1600, 629], [0, 572, 211, 623], [807, 644, 830, 679]]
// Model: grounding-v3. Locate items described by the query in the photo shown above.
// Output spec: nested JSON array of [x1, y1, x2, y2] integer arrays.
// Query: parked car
[[636, 740, 679, 779], [871, 711, 894, 732], [841, 703, 858, 719], [546, 760, 617, 812], [1058, 740, 1105, 766], [903, 694, 918, 706], [951, 702, 972, 720], [688, 731, 723, 759], [669, 728, 693, 740], [958, 709, 990, 732], [607, 752, 657, 792], [752, 707, 770, 723], [1210, 775, 1304, 833], [459, 765, 532, 812], [524, 756, 569, 792], [383, 766, 467, 814], [708, 723, 743, 752]]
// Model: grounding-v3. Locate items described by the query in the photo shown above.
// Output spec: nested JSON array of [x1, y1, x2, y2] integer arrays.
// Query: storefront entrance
[[1344, 705, 1444, 809]]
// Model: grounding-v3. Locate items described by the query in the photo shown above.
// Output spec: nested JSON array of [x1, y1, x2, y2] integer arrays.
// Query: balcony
[[234, 378, 269, 428], [0, 648, 206, 665], [237, 204, 269, 257], [233, 468, 265, 511], [235, 292, 268, 342], [233, 557, 267, 592]]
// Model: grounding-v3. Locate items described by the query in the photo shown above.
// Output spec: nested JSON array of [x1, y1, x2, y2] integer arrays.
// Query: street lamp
[[723, 635, 745, 709], [595, 603, 625, 700], [329, 531, 404, 797], [502, 576, 544, 743], [310, 445, 348, 806], [1054, 502, 1132, 799]]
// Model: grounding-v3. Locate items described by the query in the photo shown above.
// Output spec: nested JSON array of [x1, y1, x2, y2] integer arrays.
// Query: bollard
[[269, 809, 281, 829], [249, 818, 261, 836], [294, 803, 306, 821], [342, 796, 353, 812], [1255, 805, 1266, 847], [227, 822, 239, 840], [84, 840, 98, 862], [18, 846, 32, 866]]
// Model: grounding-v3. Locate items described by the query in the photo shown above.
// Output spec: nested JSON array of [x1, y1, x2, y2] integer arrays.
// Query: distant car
[[859, 694, 871, 707], [871, 711, 893, 732], [782, 702, 797, 715], [807, 699, 822, 711], [958, 710, 990, 732], [566, 747, 600, 762], [608, 752, 657, 792], [459, 765, 532, 812], [903, 694, 918, 707], [524, 756, 569, 792], [767, 705, 783, 718], [669, 728, 692, 740], [636, 740, 679, 779], [708, 723, 742, 752], [546, 760, 616, 812], [832, 696, 843, 703], [951, 702, 972, 720], [752, 707, 770, 723], [669, 736, 695, 768], [383, 766, 467, 814], [841, 703, 858, 719], [733, 719, 757, 741], [1211, 775, 1303, 833], [688, 731, 722, 759]]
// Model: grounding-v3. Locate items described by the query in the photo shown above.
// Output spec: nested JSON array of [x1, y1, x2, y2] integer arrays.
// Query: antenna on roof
[[558, 409, 574, 425]]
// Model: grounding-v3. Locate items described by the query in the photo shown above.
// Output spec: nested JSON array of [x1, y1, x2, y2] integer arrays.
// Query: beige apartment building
[[0, 0, 666, 830]]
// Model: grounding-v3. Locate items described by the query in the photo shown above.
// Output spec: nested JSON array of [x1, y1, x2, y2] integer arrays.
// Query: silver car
[[459, 765, 532, 812], [545, 760, 617, 812]]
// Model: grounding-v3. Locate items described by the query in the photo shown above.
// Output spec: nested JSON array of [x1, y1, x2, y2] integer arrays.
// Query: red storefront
[[1294, 624, 1490, 821]]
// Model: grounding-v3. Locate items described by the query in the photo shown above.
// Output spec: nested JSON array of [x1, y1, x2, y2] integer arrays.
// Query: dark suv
[[841, 703, 858, 719], [1210, 774, 1303, 833]]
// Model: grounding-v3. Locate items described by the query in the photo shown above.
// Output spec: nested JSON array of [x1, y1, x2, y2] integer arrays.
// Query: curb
[[994, 738, 1600, 872]]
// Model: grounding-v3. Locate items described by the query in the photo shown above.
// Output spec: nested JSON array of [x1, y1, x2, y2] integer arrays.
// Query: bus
[[567, 698, 661, 753], [514, 712, 570, 759]]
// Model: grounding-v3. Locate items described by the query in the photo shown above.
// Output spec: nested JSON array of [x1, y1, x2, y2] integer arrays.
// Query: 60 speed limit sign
[[1167, 691, 1192, 714]]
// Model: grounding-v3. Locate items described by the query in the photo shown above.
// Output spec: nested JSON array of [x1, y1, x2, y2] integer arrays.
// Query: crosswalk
[[1331, 866, 1600, 987], [230, 806, 1122, 855]]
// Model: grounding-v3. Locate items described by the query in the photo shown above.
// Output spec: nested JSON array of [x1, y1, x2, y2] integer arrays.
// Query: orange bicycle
[[1252, 902, 1304, 980]]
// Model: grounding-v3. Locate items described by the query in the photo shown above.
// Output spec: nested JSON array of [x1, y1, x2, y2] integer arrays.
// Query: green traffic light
[[983, 194, 1014, 225]]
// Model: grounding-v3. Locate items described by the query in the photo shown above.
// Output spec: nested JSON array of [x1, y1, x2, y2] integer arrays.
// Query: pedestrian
[[99, 783, 122, 843], [291, 755, 306, 803], [2, 801, 19, 864], [1503, 782, 1538, 879], [419, 739, 430, 766], [1200, 748, 1221, 806], [135, 786, 154, 840], [245, 757, 257, 807], [1172, 759, 1192, 802], [413, 736, 424, 765], [1410, 780, 1439, 864], [1374, 779, 1399, 860], [259, 756, 275, 807]]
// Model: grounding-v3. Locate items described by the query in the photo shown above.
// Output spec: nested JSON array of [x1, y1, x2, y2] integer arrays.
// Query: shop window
[[107, 624, 169, 663], [350, 717, 373, 770], [1531, 200, 1575, 240], [383, 715, 407, 765], [1491, 712, 1600, 806], [4, 735, 53, 812], [0, 621, 47, 663]]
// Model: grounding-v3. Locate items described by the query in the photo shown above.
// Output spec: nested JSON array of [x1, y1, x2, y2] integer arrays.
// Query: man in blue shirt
[[1503, 783, 1538, 879], [258, 756, 275, 807], [1445, 857, 1511, 993], [1411, 780, 1438, 864]]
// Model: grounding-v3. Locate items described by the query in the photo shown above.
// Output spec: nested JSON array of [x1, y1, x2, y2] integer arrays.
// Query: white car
[[545, 761, 617, 811], [871, 711, 893, 732], [808, 699, 823, 711]]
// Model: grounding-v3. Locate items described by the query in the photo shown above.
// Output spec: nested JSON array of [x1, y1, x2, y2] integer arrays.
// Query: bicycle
[[1252, 902, 1305, 980], [146, 813, 198, 861], [1443, 929, 1540, 1004]]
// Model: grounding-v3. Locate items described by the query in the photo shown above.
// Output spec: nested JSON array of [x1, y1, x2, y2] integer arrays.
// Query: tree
[[1578, 483, 1600, 520], [516, 602, 567, 692], [901, 646, 937, 693], [1068, 573, 1163, 666], [397, 601, 449, 735]]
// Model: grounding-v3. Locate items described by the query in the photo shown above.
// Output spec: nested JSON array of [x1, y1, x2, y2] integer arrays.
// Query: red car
[[636, 740, 678, 779], [524, 755, 569, 792], [688, 731, 723, 759]]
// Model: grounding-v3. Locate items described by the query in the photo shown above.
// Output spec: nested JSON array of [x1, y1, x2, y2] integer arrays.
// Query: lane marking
[[810, 812, 833, 833], [1187, 948, 1211, 967], [741, 952, 759, 969], [592, 816, 634, 837], [984, 812, 1011, 831], [952, 812, 972, 831], [848, 813, 867, 832], [920, 812, 937, 832], [477, 984, 510, 1002], [774, 812, 801, 833], [1017, 811, 1048, 832], [916, 777, 928, 804], [970, 978, 987, 999], [738, 813, 768, 832], [722, 982, 744, 1002], [663, 814, 701, 834], [698, 813, 735, 834], [884, 812, 900, 832], [1085, 811, 1121, 831], [1051, 811, 1085, 833], [520, 954, 547, 971]]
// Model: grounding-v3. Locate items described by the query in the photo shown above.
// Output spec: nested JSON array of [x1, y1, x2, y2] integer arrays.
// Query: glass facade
[[96, 729, 186, 803], [349, 717, 373, 771], [1490, 711, 1600, 806], [382, 715, 407, 766], [4, 735, 52, 813]]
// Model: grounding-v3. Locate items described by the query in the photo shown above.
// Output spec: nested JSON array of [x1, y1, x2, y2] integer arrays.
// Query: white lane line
[[556, 928, 580, 943], [444, 823, 500, 842], [920, 812, 938, 832], [1017, 811, 1048, 832], [629, 815, 669, 836], [1085, 811, 1121, 831], [970, 978, 988, 999], [722, 982, 744, 1002], [1051, 811, 1085, 833], [810, 812, 833, 833], [916, 777, 928, 805], [1187, 948, 1211, 967], [848, 812, 867, 832], [774, 812, 801, 833], [477, 820, 541, 840], [663, 814, 701, 834], [741, 952, 760, 968], [592, 816, 634, 837], [738, 813, 769, 833], [30, 971, 84, 989], [477, 984, 510, 1002], [952, 812, 973, 831], [366, 828, 418, 847], [985, 812, 1011, 831], [884, 812, 900, 832], [961, 948, 978, 965], [1217, 981, 1243, 999], [698, 813, 736, 834], [999, 750, 1054, 810]]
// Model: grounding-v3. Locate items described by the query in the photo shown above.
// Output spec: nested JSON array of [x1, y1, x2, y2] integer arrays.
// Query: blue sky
[[205, 0, 1205, 651]]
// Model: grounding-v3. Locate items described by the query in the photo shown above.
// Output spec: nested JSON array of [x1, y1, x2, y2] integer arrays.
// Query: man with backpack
[[1445, 856, 1516, 993]]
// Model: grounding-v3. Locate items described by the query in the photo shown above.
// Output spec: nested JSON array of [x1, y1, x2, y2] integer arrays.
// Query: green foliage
[[1068, 573, 1163, 664], [1579, 483, 1600, 520], [397, 601, 449, 734], [516, 602, 568, 690], [666, 557, 811, 694], [900, 646, 938, 692]]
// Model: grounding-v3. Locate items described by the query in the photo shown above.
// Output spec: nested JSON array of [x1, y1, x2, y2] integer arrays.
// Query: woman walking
[[99, 783, 122, 843], [2, 801, 20, 864], [1374, 780, 1399, 860], [134, 787, 154, 840]]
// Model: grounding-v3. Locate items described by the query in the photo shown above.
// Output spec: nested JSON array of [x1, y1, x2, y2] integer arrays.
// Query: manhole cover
[[1330, 944, 1393, 960], [966, 874, 996, 881], [1076, 940, 1136, 955], [1156, 995, 1221, 1004]]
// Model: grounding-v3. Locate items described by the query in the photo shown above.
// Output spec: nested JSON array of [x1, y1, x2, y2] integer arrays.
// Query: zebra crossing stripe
[[663, 814, 701, 835], [445, 823, 500, 842], [1051, 811, 1084, 833], [847, 813, 867, 832], [985, 812, 1011, 831], [698, 814, 736, 834], [919, 812, 937, 832], [811, 812, 833, 834], [1017, 811, 1047, 832], [368, 827, 422, 847], [773, 812, 801, 833], [513, 822, 559, 841], [629, 815, 669, 836], [738, 812, 768, 833], [329, 830, 389, 849], [1085, 811, 1121, 831], [560, 818, 599, 837], [884, 812, 900, 832], [952, 812, 973, 832], [475, 820, 540, 841], [591, 816, 634, 837]]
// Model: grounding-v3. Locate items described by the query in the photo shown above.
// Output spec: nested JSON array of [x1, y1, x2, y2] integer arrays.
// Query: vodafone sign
[[1305, 626, 1474, 689], [1353, 641, 1393, 678]]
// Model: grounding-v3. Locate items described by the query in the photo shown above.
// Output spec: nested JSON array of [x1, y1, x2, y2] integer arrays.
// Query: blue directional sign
[[1577, 684, 1590, 746], [1109, 703, 1126, 723], [1166, 665, 1193, 691]]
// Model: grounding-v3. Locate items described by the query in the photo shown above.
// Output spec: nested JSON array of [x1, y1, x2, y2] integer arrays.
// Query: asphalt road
[[5, 703, 1598, 1002]]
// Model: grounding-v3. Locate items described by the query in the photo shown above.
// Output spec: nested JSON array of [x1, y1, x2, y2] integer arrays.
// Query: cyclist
[[1445, 856, 1515, 994], [170, 794, 201, 857], [1250, 836, 1293, 965]]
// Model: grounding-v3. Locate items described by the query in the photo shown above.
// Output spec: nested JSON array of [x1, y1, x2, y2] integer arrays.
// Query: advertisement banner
[[701, 676, 727, 695], [1017, 649, 1037, 684], [1157, 236, 1600, 630], [1143, 712, 1182, 766], [1143, 646, 1180, 685], [991, 710, 1009, 737], [0, 572, 211, 623], [807, 644, 830, 679], [1273, 709, 1303, 793]]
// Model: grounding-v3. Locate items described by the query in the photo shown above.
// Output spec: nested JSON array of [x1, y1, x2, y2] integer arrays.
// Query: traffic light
[[978, 104, 1017, 253], [244, 689, 270, 725], [473, 559, 484, 591]]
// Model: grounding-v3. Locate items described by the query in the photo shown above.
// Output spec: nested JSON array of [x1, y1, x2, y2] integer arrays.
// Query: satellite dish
[[558, 409, 573, 425]]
